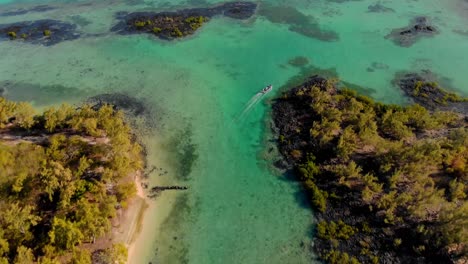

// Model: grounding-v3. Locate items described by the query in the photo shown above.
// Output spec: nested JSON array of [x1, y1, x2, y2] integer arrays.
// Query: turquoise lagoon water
[[1, 0, 468, 263]]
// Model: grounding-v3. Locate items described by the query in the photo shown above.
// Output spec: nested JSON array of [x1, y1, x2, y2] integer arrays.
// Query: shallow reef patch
[[366, 62, 389, 72], [0, 5, 56, 17], [288, 56, 310, 67], [367, 3, 394, 13], [156, 193, 192, 263], [169, 125, 198, 181], [258, 3, 338, 42], [453, 29, 468, 37], [69, 15, 93, 27]]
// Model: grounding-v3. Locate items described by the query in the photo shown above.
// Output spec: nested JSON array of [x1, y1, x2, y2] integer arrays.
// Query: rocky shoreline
[[272, 75, 467, 263], [112, 1, 256, 40], [395, 72, 468, 114]]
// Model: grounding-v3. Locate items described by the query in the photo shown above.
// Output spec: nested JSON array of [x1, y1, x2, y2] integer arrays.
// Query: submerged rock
[[221, 1, 257, 19], [386, 17, 438, 47], [148, 185, 188, 199], [87, 93, 158, 129], [111, 1, 257, 40], [0, 5, 56, 17], [0, 19, 80, 46], [367, 62, 389, 72], [258, 3, 339, 42], [453, 29, 468, 37], [288, 56, 310, 67]]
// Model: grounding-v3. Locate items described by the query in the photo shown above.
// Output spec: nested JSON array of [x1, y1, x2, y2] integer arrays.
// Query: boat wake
[[240, 92, 263, 116], [233, 93, 264, 123], [232, 85, 273, 124]]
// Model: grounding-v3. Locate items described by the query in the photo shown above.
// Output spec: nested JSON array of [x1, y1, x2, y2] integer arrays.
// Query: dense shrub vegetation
[[0, 97, 143, 263], [123, 14, 210, 40], [273, 76, 467, 263]]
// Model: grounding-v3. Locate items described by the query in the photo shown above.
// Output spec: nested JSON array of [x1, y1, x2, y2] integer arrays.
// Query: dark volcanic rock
[[148, 185, 188, 198], [111, 1, 256, 40], [386, 17, 438, 47], [272, 75, 331, 164], [0, 19, 80, 46], [395, 72, 468, 114]]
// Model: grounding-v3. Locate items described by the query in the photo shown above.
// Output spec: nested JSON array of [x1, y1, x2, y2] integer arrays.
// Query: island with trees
[[111, 1, 257, 40], [0, 97, 144, 263], [272, 76, 467, 263]]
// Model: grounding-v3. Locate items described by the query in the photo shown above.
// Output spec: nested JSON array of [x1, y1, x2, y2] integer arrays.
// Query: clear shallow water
[[1, 0, 468, 263]]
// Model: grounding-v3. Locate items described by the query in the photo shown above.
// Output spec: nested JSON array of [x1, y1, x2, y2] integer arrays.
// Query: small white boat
[[261, 84, 273, 94]]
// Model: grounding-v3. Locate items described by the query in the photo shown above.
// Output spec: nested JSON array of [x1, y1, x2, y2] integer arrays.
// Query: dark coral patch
[[288, 56, 310, 67], [258, 3, 338, 41]]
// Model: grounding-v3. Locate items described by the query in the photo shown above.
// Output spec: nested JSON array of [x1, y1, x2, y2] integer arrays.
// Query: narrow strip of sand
[[126, 175, 148, 262], [122, 135, 180, 264], [110, 173, 149, 264]]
